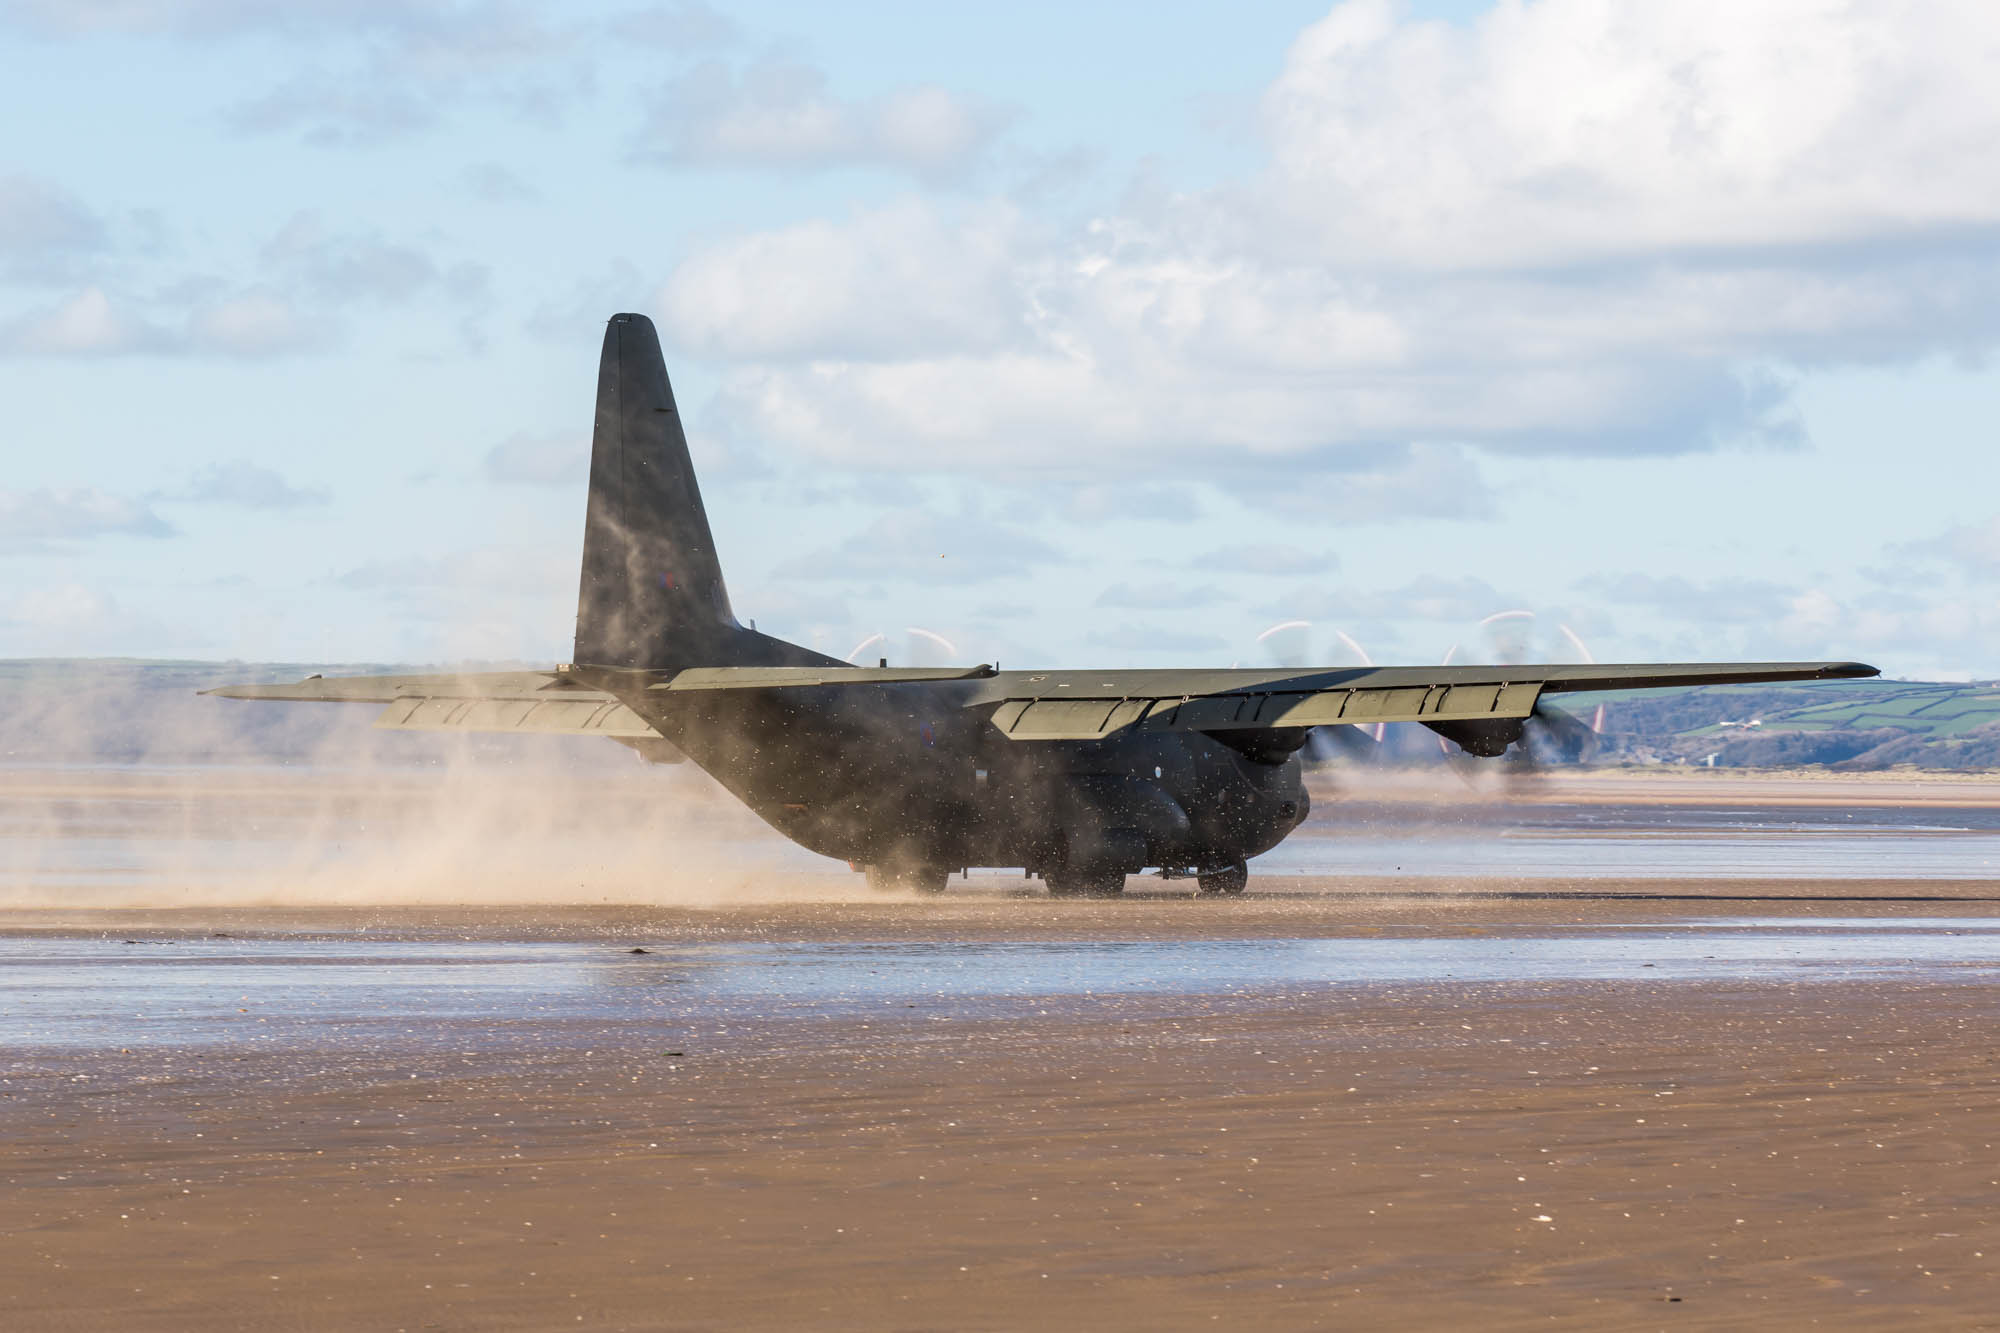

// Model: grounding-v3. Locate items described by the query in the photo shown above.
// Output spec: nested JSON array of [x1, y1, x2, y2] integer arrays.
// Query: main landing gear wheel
[[864, 863, 950, 895], [1196, 860, 1249, 896], [1044, 869, 1126, 899]]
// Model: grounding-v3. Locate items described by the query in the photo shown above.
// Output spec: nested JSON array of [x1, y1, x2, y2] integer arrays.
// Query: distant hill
[[1563, 679, 2000, 771], [2, 660, 1996, 772]]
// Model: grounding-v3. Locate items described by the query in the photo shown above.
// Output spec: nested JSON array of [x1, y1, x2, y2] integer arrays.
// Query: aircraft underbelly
[[644, 691, 1309, 870]]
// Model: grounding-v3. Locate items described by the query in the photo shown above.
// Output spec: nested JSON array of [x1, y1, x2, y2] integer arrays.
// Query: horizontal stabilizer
[[648, 665, 998, 691], [202, 670, 581, 703], [202, 663, 999, 704], [203, 669, 655, 740]]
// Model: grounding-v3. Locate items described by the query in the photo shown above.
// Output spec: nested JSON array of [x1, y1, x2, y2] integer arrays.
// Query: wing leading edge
[[206, 659, 1875, 747]]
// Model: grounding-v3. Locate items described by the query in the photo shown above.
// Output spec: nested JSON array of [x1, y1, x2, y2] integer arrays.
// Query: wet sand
[[4, 768, 2000, 1328], [5, 892, 2000, 1330]]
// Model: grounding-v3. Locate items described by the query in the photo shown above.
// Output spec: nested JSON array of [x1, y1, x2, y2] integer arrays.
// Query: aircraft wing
[[958, 661, 1879, 741], [202, 670, 658, 738], [206, 659, 1877, 749]]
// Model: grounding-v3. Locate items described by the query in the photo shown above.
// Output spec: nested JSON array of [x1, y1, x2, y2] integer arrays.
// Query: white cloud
[[1906, 515, 2000, 579], [0, 488, 175, 549], [635, 60, 1010, 177], [224, 68, 442, 146], [6, 579, 115, 627], [0, 287, 167, 355], [653, 1, 2000, 492], [1235, 444, 1497, 521], [994, 481, 1202, 526], [170, 461, 329, 509], [0, 175, 106, 277], [1197, 545, 1338, 576], [1, 212, 480, 360], [659, 201, 1026, 361], [1559, 566, 1997, 679], [1578, 573, 1800, 626], [0, 285, 332, 358], [1690, 583, 1999, 680], [330, 542, 576, 661], [7, 2, 587, 146], [0, 2, 439, 38], [261, 212, 487, 305], [1258, 0, 2000, 268], [185, 289, 328, 355], [608, 3, 740, 49]]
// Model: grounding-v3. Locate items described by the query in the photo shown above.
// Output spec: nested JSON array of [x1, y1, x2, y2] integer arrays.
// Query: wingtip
[[200, 676, 320, 699]]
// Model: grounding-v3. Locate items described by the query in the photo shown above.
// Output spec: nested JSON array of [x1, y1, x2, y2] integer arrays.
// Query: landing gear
[[864, 862, 950, 895], [1044, 869, 1126, 899], [1196, 859, 1249, 896]]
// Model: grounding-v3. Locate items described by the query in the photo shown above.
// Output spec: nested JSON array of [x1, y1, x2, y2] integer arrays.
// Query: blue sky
[[3, 0, 1997, 679]]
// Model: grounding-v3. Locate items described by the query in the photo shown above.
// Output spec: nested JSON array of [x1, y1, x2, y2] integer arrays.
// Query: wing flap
[[997, 697, 1158, 740], [968, 665, 1869, 742], [374, 696, 654, 738], [987, 681, 1551, 741]]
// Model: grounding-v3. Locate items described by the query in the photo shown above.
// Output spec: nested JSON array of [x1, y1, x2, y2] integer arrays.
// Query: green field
[[1563, 678, 2000, 769]]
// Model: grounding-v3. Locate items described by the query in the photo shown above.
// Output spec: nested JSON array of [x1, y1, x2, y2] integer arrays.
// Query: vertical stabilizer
[[573, 313, 739, 669]]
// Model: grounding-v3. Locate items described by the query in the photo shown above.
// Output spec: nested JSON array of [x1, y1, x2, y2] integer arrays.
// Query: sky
[[2, 0, 1998, 680]]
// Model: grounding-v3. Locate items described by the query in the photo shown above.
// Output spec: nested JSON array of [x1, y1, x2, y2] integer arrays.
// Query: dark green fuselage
[[625, 678, 1309, 875]]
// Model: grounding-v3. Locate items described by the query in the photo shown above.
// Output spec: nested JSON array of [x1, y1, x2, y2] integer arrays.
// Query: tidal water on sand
[[7, 765, 2000, 1056], [1266, 801, 2000, 879], [8, 920, 2000, 1050]]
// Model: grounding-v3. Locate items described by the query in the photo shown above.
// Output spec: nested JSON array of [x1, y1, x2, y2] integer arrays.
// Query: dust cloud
[[0, 660, 878, 909]]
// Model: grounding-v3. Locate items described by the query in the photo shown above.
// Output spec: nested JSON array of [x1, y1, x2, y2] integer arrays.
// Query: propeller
[[1435, 610, 1605, 779], [1252, 619, 1386, 767], [845, 627, 963, 667]]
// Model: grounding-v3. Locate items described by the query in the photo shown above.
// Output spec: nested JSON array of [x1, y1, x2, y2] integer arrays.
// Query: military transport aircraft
[[210, 313, 1876, 897]]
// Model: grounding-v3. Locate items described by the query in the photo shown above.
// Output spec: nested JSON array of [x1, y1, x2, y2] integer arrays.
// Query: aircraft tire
[[1045, 870, 1125, 899], [865, 863, 950, 895], [1196, 860, 1249, 895]]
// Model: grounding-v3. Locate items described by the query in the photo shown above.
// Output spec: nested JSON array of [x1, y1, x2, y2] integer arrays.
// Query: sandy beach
[[3, 768, 1998, 1329], [3, 891, 1999, 1330]]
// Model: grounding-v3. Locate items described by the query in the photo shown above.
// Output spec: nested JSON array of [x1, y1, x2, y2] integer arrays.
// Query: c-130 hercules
[[213, 313, 1877, 897]]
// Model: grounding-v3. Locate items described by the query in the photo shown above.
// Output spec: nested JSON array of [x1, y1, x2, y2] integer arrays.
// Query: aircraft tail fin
[[573, 313, 831, 671]]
